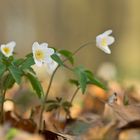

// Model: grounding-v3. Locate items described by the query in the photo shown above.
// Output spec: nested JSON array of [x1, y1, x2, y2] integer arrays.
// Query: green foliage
[[0, 53, 44, 99], [69, 79, 79, 87], [62, 101, 72, 113], [51, 53, 63, 66], [59, 50, 74, 65], [3, 74, 15, 90], [84, 70, 107, 90], [26, 72, 44, 99], [8, 65, 22, 84], [0, 62, 6, 77], [20, 53, 35, 69], [13, 58, 24, 66], [46, 97, 72, 113], [74, 66, 107, 93], [74, 66, 87, 93]]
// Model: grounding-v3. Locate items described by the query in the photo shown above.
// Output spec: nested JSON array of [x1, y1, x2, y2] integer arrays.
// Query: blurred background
[[2, 1, 140, 133], [0, 0, 140, 79], [2, 2, 140, 138]]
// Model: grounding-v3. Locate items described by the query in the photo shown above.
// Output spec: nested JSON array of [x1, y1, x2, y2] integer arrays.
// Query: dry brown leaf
[[83, 120, 119, 140], [4, 111, 37, 133], [105, 93, 140, 127]]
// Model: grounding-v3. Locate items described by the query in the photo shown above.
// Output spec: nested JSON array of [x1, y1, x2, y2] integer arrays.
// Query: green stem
[[63, 41, 95, 63], [70, 87, 80, 104], [65, 87, 80, 120], [0, 90, 6, 124], [39, 65, 60, 130], [63, 64, 73, 71], [38, 41, 94, 130]]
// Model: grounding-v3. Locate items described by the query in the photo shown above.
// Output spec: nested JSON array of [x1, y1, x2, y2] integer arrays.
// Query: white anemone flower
[[0, 41, 16, 57], [96, 30, 115, 54], [32, 42, 55, 67]]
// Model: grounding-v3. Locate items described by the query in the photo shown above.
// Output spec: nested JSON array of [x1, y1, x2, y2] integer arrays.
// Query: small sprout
[[46, 97, 72, 113]]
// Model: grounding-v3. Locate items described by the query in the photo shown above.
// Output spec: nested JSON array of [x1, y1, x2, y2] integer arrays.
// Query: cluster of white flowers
[[0, 30, 115, 73]]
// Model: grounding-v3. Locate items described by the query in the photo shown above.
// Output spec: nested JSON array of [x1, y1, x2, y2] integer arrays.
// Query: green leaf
[[69, 79, 79, 87], [59, 50, 74, 64], [84, 70, 94, 80], [20, 54, 35, 69], [26, 72, 44, 98], [3, 74, 15, 90], [28, 67, 36, 74], [51, 53, 63, 66], [0, 62, 6, 77], [8, 56, 14, 62], [46, 99, 57, 104], [0, 52, 3, 58], [84, 70, 107, 90], [62, 101, 72, 108], [74, 66, 87, 93], [8, 65, 22, 84], [13, 58, 24, 66], [56, 97, 62, 102], [25, 53, 33, 58], [46, 103, 59, 112], [88, 77, 107, 90]]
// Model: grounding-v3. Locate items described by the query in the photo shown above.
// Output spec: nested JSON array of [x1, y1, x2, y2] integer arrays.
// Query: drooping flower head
[[96, 30, 115, 54], [32, 42, 55, 67], [0, 41, 16, 57]]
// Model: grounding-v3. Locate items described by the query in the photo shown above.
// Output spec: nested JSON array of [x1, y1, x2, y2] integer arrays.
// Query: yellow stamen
[[101, 38, 107, 46], [3, 47, 10, 54], [35, 50, 44, 60]]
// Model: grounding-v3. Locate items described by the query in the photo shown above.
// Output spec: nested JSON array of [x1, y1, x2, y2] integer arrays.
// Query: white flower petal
[[46, 48, 55, 55], [32, 42, 40, 51], [43, 48, 55, 64], [98, 45, 111, 54], [40, 43, 48, 48], [96, 35, 104, 47], [45, 56, 53, 64], [7, 41, 16, 48], [106, 36, 115, 45], [103, 30, 112, 36]]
